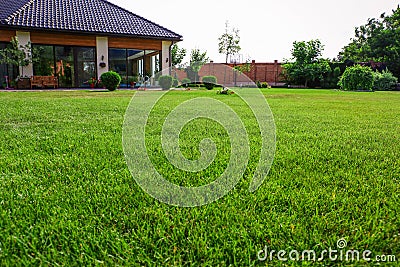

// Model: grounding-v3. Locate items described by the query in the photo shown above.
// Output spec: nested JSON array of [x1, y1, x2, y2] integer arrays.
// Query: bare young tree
[[218, 21, 241, 64]]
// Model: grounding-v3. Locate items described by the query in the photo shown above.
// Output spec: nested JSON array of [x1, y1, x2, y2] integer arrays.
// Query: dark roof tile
[[0, 0, 30, 20]]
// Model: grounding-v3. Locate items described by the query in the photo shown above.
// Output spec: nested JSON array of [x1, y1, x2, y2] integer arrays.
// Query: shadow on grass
[[88, 89, 110, 93]]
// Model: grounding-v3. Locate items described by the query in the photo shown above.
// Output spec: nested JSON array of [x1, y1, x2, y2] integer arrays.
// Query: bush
[[261, 82, 271, 88], [373, 69, 398, 91], [322, 66, 342, 89], [181, 78, 191, 86], [338, 65, 374, 91], [172, 78, 179, 88], [158, 75, 173, 90], [256, 81, 262, 88], [202, 75, 217, 90], [100, 71, 121, 91]]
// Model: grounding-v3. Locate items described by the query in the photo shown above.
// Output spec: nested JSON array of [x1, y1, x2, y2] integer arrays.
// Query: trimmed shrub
[[181, 78, 191, 86], [202, 75, 217, 90], [261, 82, 271, 88], [158, 75, 173, 90], [338, 65, 374, 91], [172, 78, 179, 88], [256, 81, 262, 88], [373, 69, 398, 91], [100, 71, 121, 91]]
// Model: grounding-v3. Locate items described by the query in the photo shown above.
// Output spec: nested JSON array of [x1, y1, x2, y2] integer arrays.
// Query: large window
[[146, 50, 160, 77], [33, 45, 96, 88], [0, 42, 7, 88], [127, 49, 143, 83], [109, 48, 127, 82], [146, 50, 160, 86], [76, 47, 96, 87], [109, 48, 160, 87], [55, 46, 74, 87], [0, 42, 18, 88], [33, 45, 54, 76]]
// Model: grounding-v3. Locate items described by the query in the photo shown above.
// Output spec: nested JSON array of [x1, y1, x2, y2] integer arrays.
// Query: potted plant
[[17, 75, 31, 89], [88, 77, 97, 88]]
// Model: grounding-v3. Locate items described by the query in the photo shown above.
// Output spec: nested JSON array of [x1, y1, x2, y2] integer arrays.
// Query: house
[[0, 0, 182, 88]]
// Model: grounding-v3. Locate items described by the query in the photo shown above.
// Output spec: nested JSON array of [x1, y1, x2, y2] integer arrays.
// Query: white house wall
[[16, 31, 33, 77], [96, 37, 108, 78], [162, 41, 172, 75]]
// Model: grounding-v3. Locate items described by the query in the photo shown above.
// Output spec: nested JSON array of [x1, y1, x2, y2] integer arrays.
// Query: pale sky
[[108, 0, 399, 63]]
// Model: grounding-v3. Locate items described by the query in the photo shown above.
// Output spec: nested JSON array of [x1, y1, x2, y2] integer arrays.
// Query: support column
[[96, 37, 108, 78], [16, 31, 33, 77], [161, 41, 172, 76]]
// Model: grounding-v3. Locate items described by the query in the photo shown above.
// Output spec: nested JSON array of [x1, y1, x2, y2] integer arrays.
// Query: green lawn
[[0, 89, 399, 266]]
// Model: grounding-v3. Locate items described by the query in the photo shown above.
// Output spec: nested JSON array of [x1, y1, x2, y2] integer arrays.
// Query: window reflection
[[109, 48, 161, 88], [32, 45, 96, 88]]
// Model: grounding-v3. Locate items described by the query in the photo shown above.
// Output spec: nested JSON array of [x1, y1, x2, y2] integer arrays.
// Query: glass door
[[55, 46, 74, 87], [0, 42, 18, 88], [109, 48, 127, 87], [75, 47, 96, 87]]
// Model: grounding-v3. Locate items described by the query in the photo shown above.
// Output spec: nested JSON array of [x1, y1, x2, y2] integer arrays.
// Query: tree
[[339, 5, 400, 78], [283, 39, 331, 87], [171, 44, 186, 68], [321, 66, 342, 89], [338, 65, 374, 91], [186, 48, 209, 82], [0, 37, 40, 77], [218, 21, 241, 63]]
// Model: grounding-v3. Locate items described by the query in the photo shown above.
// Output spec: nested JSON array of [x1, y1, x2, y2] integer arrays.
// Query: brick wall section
[[173, 69, 187, 82], [227, 60, 284, 85], [172, 60, 284, 86]]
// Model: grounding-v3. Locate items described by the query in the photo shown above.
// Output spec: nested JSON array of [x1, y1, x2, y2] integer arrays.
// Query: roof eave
[[0, 25, 182, 41]]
